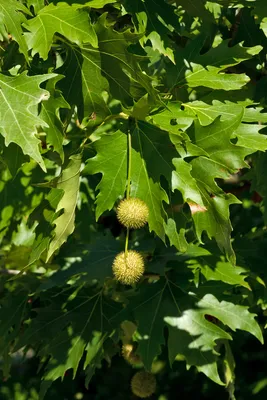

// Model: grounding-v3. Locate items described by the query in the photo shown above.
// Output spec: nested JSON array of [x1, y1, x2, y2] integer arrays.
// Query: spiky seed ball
[[117, 198, 149, 229], [122, 343, 142, 365], [112, 250, 145, 285], [131, 371, 156, 398]]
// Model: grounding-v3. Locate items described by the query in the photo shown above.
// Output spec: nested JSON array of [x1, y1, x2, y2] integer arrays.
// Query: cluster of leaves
[[1, 0, 267, 398]]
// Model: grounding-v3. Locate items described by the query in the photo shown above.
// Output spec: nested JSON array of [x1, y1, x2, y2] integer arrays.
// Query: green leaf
[[166, 306, 231, 385], [223, 341, 236, 396], [132, 120, 178, 186], [57, 43, 110, 123], [167, 38, 261, 91], [189, 256, 251, 289], [164, 218, 188, 253], [83, 131, 127, 220], [124, 0, 180, 63], [186, 63, 249, 91], [15, 287, 123, 400], [151, 103, 194, 132], [95, 14, 157, 106], [183, 101, 244, 126], [251, 0, 267, 29], [165, 292, 263, 381], [127, 94, 155, 121], [234, 123, 267, 151], [0, 163, 38, 246], [176, 0, 215, 22], [25, 0, 45, 13], [132, 278, 229, 375], [243, 107, 267, 123], [191, 115, 249, 171], [46, 154, 82, 261], [12, 219, 36, 247], [169, 113, 260, 262], [84, 124, 170, 241], [198, 41, 262, 69], [168, 326, 224, 385], [62, 0, 118, 8], [131, 276, 261, 384], [24, 2, 98, 60], [85, 120, 177, 241], [0, 142, 29, 177], [39, 75, 70, 162], [249, 152, 267, 224], [182, 102, 267, 164], [84, 0, 117, 6], [0, 71, 56, 171], [197, 294, 263, 343], [26, 188, 64, 269], [184, 101, 267, 130], [165, 301, 231, 350], [190, 157, 240, 263], [130, 129, 169, 241], [0, 288, 29, 378], [0, 289, 28, 356], [172, 158, 204, 206], [0, 0, 31, 60], [84, 331, 106, 388], [39, 234, 121, 290], [260, 17, 267, 37], [151, 101, 193, 131], [133, 279, 180, 369]]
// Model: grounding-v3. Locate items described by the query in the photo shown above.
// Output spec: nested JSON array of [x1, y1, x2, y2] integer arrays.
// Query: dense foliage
[[1, 0, 267, 399]]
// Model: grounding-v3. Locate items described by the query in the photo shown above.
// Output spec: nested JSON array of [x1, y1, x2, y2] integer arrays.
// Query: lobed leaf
[[95, 14, 158, 106], [0, 72, 57, 171], [57, 43, 110, 123], [39, 75, 70, 162], [0, 0, 31, 60], [24, 3, 98, 60], [83, 131, 127, 220], [46, 154, 82, 261], [14, 287, 123, 400]]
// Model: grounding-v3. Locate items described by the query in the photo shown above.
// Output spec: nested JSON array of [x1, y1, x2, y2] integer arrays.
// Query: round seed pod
[[117, 198, 149, 229], [131, 371, 156, 398], [112, 250, 145, 285], [122, 343, 142, 365]]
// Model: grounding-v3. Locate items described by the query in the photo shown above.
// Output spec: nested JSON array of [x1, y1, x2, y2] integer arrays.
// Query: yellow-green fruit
[[112, 250, 145, 285], [117, 198, 149, 229], [122, 343, 142, 365], [131, 371, 156, 398]]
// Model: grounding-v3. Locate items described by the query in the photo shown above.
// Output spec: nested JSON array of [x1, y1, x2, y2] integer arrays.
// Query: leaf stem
[[126, 130, 132, 200], [124, 129, 132, 256], [125, 228, 130, 256], [224, 340, 236, 400]]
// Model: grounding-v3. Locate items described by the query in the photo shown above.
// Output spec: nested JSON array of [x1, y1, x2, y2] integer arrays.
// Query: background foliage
[[1, 0, 267, 399]]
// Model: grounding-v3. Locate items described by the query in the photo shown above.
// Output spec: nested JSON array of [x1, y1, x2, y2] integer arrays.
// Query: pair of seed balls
[[112, 198, 149, 285]]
